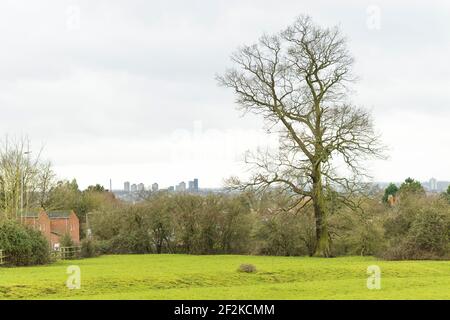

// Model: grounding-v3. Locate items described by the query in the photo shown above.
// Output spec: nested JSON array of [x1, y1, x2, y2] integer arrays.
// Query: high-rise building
[[138, 183, 145, 192], [188, 179, 199, 192], [437, 181, 450, 192], [168, 186, 175, 192], [429, 178, 438, 191], [152, 183, 159, 192], [131, 184, 137, 192], [176, 181, 186, 192], [193, 178, 199, 192], [124, 181, 130, 192]]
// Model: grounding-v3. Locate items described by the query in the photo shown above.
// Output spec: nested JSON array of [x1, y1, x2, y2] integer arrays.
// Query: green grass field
[[0, 254, 449, 299]]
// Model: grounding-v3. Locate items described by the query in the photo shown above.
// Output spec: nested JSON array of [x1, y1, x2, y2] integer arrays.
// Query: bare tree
[[0, 136, 55, 219], [36, 160, 56, 209], [218, 16, 384, 257]]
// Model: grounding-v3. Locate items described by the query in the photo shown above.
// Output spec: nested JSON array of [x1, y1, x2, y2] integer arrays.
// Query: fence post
[[59, 246, 81, 260]]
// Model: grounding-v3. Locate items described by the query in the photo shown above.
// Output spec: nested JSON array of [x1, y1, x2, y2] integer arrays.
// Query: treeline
[[0, 136, 449, 265], [89, 193, 254, 255], [87, 184, 450, 260], [0, 181, 448, 266]]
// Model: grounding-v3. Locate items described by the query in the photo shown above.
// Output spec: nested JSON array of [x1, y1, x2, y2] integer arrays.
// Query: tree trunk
[[313, 204, 330, 257], [312, 170, 331, 257]]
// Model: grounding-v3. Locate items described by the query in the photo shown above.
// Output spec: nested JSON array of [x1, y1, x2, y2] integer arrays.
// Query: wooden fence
[[0, 249, 6, 265], [59, 246, 81, 260], [0, 246, 82, 264]]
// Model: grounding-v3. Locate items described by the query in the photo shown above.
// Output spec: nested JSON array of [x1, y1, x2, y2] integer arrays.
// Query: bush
[[107, 232, 151, 254], [381, 199, 450, 260], [27, 227, 52, 265], [408, 209, 449, 255], [0, 220, 50, 266], [60, 233, 74, 247], [238, 263, 257, 273], [254, 211, 315, 256], [95, 239, 113, 254], [80, 238, 99, 258], [330, 200, 386, 257]]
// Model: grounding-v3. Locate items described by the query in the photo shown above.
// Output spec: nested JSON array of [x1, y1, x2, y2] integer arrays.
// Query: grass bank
[[0, 254, 448, 299]]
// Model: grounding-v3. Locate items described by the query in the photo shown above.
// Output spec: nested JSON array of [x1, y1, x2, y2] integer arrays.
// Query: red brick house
[[22, 210, 80, 249]]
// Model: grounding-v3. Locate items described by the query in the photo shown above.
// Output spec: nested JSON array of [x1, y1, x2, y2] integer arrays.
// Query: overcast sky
[[1, 0, 449, 189]]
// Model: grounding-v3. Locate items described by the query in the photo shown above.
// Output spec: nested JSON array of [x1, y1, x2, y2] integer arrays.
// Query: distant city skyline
[[108, 177, 450, 193], [114, 177, 200, 202], [119, 178, 199, 193], [56, 167, 450, 191]]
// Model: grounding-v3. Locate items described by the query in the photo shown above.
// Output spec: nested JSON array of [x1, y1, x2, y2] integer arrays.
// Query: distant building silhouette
[[193, 178, 199, 192], [429, 177, 437, 191], [176, 181, 186, 192], [188, 178, 199, 192], [124, 181, 130, 192], [152, 183, 159, 192]]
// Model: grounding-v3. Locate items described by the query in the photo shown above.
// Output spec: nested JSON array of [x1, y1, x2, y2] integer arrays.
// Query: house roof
[[21, 212, 39, 218], [47, 211, 72, 219], [21, 210, 75, 219]]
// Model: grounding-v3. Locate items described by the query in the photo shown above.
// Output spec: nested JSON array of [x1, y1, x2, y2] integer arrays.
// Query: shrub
[[254, 212, 315, 256], [107, 232, 151, 254], [406, 209, 449, 257], [412, 209, 447, 244], [95, 239, 113, 254], [80, 238, 99, 258], [60, 233, 74, 247], [330, 200, 386, 257], [381, 199, 450, 260], [238, 263, 257, 273], [0, 220, 50, 266], [26, 227, 51, 265]]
